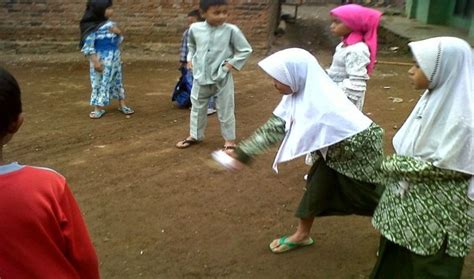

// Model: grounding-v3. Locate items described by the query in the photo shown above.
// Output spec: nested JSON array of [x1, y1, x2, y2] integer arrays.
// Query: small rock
[[389, 97, 403, 103]]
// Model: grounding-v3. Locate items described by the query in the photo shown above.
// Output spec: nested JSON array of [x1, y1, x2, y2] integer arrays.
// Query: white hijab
[[258, 48, 372, 172], [394, 37, 473, 198]]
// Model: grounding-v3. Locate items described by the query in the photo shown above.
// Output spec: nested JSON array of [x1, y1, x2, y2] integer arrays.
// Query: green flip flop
[[269, 236, 314, 254]]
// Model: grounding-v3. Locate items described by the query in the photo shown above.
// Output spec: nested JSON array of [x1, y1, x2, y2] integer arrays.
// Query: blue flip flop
[[118, 106, 134, 115], [269, 236, 314, 254], [89, 109, 106, 119]]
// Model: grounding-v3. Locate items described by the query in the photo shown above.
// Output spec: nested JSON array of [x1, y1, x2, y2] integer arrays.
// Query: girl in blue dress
[[80, 0, 134, 119]]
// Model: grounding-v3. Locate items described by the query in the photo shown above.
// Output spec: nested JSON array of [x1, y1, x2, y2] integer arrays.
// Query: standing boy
[[0, 67, 100, 278], [176, 0, 253, 150], [179, 9, 217, 115]]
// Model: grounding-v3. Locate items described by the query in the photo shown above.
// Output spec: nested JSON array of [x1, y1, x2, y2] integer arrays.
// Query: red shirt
[[0, 164, 100, 279]]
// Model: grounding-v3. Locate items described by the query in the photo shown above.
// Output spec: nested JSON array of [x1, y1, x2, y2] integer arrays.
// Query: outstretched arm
[[233, 114, 286, 164]]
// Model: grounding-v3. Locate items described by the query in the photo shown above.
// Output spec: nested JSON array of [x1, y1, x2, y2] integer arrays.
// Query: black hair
[[187, 9, 202, 20], [0, 67, 22, 138], [79, 0, 113, 47], [199, 0, 228, 12]]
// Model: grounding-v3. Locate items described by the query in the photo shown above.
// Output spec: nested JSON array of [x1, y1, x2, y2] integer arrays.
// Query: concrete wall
[[0, 0, 279, 54], [406, 0, 473, 37]]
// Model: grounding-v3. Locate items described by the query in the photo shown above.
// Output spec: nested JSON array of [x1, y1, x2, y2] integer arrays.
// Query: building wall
[[406, 0, 473, 37], [0, 0, 279, 53]]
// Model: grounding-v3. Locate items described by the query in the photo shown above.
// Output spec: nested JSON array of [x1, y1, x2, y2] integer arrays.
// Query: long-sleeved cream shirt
[[187, 21, 252, 85]]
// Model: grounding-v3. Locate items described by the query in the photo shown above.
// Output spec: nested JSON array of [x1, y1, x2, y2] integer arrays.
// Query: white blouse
[[327, 42, 370, 110]]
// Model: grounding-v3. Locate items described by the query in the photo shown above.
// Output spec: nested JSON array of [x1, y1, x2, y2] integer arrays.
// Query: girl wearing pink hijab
[[327, 4, 382, 111]]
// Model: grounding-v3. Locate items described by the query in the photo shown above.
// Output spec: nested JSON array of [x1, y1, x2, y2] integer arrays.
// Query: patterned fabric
[[235, 114, 286, 163], [372, 154, 474, 257], [235, 115, 384, 186], [325, 122, 384, 184], [81, 21, 125, 107], [327, 42, 370, 110]]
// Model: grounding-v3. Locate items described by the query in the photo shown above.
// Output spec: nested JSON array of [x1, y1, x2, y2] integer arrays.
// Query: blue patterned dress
[[81, 21, 125, 107]]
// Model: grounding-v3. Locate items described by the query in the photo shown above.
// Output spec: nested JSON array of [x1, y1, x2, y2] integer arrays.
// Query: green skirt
[[370, 237, 465, 279], [295, 156, 382, 218]]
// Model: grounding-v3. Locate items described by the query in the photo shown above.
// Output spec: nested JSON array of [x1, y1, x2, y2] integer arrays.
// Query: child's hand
[[90, 55, 103, 72], [224, 62, 233, 71], [93, 61, 104, 72], [211, 150, 244, 172], [187, 62, 193, 70], [109, 25, 122, 35]]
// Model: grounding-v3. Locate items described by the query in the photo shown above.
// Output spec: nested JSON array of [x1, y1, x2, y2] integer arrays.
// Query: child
[[80, 0, 134, 119], [176, 0, 253, 149], [178, 9, 217, 115], [327, 4, 382, 111], [371, 37, 473, 278], [222, 48, 385, 254], [303, 3, 382, 170], [0, 67, 100, 278]]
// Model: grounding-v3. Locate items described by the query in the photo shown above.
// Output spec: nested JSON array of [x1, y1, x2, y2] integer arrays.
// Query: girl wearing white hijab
[[371, 37, 473, 278], [227, 48, 385, 253]]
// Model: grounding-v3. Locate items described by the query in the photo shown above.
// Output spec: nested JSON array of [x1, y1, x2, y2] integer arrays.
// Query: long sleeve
[[380, 154, 469, 183], [186, 27, 195, 62], [235, 114, 286, 164], [180, 29, 189, 63], [60, 184, 100, 279], [227, 26, 253, 70], [340, 48, 369, 104]]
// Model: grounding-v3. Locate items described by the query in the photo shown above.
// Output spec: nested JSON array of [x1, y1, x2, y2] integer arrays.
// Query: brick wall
[[0, 0, 279, 54]]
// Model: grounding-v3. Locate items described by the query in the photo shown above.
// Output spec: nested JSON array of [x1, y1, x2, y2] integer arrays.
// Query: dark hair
[[187, 9, 202, 20], [199, 0, 228, 12], [0, 67, 22, 138]]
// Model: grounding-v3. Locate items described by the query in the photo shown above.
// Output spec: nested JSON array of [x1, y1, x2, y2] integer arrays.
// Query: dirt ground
[[1, 5, 472, 279]]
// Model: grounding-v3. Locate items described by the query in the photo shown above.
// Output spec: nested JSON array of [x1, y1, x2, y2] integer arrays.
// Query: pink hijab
[[330, 4, 382, 74]]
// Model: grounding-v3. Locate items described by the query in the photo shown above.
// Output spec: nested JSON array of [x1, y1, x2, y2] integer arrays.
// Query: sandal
[[269, 236, 314, 254], [176, 137, 200, 149], [223, 145, 236, 151], [118, 106, 135, 115], [89, 110, 106, 119]]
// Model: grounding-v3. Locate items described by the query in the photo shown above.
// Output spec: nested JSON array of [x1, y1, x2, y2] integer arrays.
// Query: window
[[454, 0, 473, 18]]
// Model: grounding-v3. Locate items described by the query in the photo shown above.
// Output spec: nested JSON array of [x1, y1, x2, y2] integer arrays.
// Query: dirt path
[[1, 4, 472, 279]]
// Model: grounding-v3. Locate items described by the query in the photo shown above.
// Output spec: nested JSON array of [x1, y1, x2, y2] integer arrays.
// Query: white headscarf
[[258, 48, 372, 172], [394, 37, 473, 175]]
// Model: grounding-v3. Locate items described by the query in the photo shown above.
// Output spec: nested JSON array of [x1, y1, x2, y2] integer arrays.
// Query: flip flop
[[223, 145, 236, 151], [176, 137, 200, 149], [269, 236, 314, 254], [89, 110, 106, 119], [118, 106, 135, 115]]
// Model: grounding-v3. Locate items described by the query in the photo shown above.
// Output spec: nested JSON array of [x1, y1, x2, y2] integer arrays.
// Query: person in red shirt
[[0, 67, 100, 279]]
